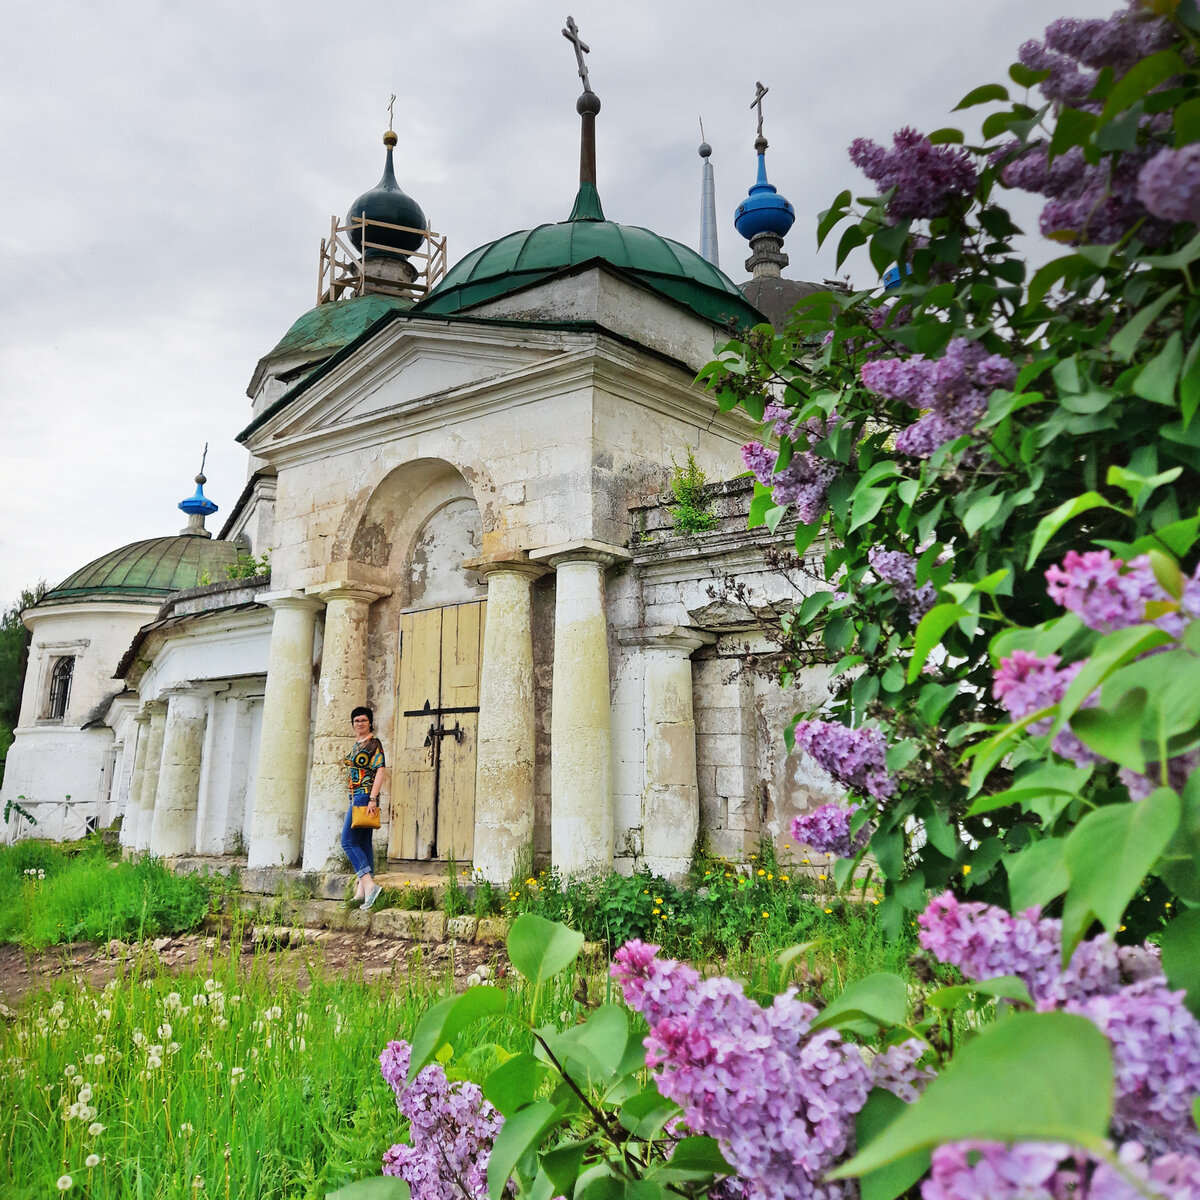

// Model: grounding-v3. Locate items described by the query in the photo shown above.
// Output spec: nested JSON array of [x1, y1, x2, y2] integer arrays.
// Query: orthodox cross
[[751, 81, 769, 139], [387, 93, 396, 132], [198, 443, 209, 476], [563, 16, 592, 92]]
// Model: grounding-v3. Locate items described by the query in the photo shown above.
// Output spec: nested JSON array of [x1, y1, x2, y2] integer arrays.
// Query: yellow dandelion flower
[[781, 875, 789, 882], [767, 873, 774, 881], [653, 909, 661, 915], [825, 907, 833, 914], [1165, 902, 1173, 908], [655, 897, 663, 904], [757, 869, 766, 877], [761, 911, 769, 919], [962, 864, 972, 875], [818, 874, 827, 882], [1119, 924, 1127, 932], [659, 913, 667, 920], [643, 889, 650, 895], [803, 858, 811, 865], [873, 898, 880, 905]]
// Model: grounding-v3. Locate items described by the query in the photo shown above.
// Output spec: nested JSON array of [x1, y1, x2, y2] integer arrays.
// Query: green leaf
[[1063, 788, 1181, 951], [487, 1101, 562, 1200], [539, 1005, 630, 1086], [1105, 464, 1183, 508], [1161, 770, 1200, 902], [1048, 107, 1096, 160], [765, 504, 788, 533], [1007, 839, 1070, 911], [619, 1084, 680, 1138], [409, 987, 508, 1080], [652, 1136, 735, 1183], [967, 760, 1092, 817], [1098, 49, 1185, 127], [326, 1180, 412, 1200], [810, 972, 908, 1034], [925, 976, 1034, 1010], [908, 604, 970, 683], [1010, 63, 1051, 88], [1111, 285, 1182, 362], [955, 83, 1009, 110], [962, 491, 1004, 538], [507, 915, 584, 985], [483, 1053, 548, 1117], [837, 224, 868, 269], [1176, 97, 1200, 146], [1025, 492, 1120, 568], [817, 190, 852, 248], [1069, 688, 1151, 772], [540, 1142, 589, 1194], [856, 1090, 932, 1200], [1133, 331, 1184, 405], [1141, 230, 1200, 270], [829, 1012, 1113, 1179], [1162, 908, 1200, 1020]]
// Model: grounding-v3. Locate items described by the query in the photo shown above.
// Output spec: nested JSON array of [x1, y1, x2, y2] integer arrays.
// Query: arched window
[[46, 657, 74, 721]]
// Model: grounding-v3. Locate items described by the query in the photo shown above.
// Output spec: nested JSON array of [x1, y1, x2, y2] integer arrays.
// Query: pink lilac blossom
[[1138, 144, 1200, 226], [849, 128, 978, 220], [379, 1039, 511, 1199], [741, 412, 845, 525], [793, 720, 895, 800], [918, 893, 1200, 1157], [791, 803, 870, 859], [868, 548, 937, 622], [1044, 550, 1160, 632], [860, 338, 1016, 459], [611, 940, 872, 1200], [869, 1038, 935, 1104], [991, 650, 1098, 767]]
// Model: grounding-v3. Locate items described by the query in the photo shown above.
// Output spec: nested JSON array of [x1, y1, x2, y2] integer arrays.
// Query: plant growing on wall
[[668, 448, 718, 535]]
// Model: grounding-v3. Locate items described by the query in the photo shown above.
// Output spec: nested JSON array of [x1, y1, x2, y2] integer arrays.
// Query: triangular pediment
[[247, 318, 567, 448]]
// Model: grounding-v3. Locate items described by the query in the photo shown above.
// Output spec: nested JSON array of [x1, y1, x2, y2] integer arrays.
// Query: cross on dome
[[751, 81, 769, 141], [562, 16, 592, 93]]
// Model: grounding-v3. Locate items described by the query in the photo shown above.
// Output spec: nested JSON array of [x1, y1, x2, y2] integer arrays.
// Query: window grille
[[47, 657, 74, 720]]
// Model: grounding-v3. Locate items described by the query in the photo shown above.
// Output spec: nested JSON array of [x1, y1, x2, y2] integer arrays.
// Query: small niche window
[[46, 657, 74, 721]]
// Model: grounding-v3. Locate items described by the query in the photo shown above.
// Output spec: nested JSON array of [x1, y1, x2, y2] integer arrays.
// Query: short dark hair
[[350, 705, 374, 730]]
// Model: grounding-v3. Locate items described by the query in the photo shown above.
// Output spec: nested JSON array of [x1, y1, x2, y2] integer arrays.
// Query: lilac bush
[[1139, 144, 1200, 225], [791, 803, 870, 858], [868, 548, 936, 623], [848, 128, 978, 220], [742, 410, 846, 524], [379, 1039, 509, 1199], [793, 720, 894, 800]]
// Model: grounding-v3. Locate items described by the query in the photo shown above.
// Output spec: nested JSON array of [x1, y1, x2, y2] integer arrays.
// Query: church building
[[0, 36, 841, 883]]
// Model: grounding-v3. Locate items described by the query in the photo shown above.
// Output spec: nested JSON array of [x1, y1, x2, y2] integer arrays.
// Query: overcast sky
[[0, 0, 1119, 607]]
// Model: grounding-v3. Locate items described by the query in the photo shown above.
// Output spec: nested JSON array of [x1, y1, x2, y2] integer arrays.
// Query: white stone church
[[0, 52, 841, 883]]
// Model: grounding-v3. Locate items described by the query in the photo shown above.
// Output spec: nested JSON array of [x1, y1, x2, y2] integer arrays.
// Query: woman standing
[[341, 705, 386, 909]]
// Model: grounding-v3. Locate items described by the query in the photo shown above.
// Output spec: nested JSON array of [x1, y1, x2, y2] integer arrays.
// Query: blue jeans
[[341, 798, 375, 879]]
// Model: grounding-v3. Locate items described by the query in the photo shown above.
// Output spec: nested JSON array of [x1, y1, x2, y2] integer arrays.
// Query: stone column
[[150, 689, 209, 858], [120, 711, 152, 849], [630, 627, 714, 879], [247, 592, 321, 868], [530, 540, 630, 879], [301, 581, 391, 872], [134, 701, 168, 852], [467, 556, 549, 883]]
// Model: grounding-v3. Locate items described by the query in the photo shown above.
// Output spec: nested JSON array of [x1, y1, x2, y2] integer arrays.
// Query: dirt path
[[0, 927, 509, 1006]]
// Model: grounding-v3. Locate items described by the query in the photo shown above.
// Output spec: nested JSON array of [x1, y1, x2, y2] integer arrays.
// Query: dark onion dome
[[346, 131, 427, 259], [416, 184, 765, 330], [42, 537, 242, 602], [734, 139, 795, 242]]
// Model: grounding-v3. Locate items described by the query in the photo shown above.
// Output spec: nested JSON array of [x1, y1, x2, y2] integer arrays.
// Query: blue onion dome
[[178, 472, 217, 520], [347, 131, 427, 259], [734, 135, 795, 241]]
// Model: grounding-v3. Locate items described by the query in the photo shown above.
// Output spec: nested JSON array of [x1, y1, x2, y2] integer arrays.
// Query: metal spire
[[698, 118, 719, 267], [563, 15, 604, 220]]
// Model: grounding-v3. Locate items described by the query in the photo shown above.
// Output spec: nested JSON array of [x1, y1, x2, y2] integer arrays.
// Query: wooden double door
[[390, 600, 486, 862]]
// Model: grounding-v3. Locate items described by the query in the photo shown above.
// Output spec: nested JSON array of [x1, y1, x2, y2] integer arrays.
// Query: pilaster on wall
[[120, 711, 152, 849], [621, 626, 714, 880], [302, 581, 391, 872], [248, 592, 321, 868], [530, 540, 630, 880], [150, 688, 211, 858], [467, 555, 549, 884], [134, 700, 168, 851]]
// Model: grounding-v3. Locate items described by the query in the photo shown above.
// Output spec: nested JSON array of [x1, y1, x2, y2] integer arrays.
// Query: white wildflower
[[88, 1122, 105, 1136], [64, 1064, 76, 1077], [56, 1175, 72, 1191], [230, 1067, 245, 1082], [85, 1154, 99, 1168], [93, 1054, 105, 1066], [78, 1086, 92, 1103], [157, 1023, 172, 1039]]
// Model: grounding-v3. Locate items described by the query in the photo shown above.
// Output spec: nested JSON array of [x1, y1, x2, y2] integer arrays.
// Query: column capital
[[141, 698, 169, 718], [162, 681, 228, 702], [463, 552, 550, 581], [529, 539, 631, 571], [305, 580, 393, 605], [259, 589, 324, 613], [619, 625, 716, 654]]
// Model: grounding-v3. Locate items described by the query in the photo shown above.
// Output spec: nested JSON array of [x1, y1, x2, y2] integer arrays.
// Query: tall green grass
[[0, 840, 223, 948]]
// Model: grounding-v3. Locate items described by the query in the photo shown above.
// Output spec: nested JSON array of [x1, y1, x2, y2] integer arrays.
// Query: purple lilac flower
[[1045, 550, 1159, 631], [612, 941, 872, 1200], [868, 548, 937, 622], [870, 1038, 935, 1103], [791, 803, 870, 859], [742, 412, 845, 525], [849, 128, 978, 220], [860, 338, 1015, 459], [1139, 145, 1200, 225], [1090, 1143, 1200, 1200], [919, 893, 1200, 1157], [379, 1039, 510, 1199], [992, 650, 1099, 767], [793, 720, 894, 800]]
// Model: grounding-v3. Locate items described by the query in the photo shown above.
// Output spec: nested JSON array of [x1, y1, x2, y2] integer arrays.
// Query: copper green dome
[[415, 185, 765, 331], [42, 536, 242, 602]]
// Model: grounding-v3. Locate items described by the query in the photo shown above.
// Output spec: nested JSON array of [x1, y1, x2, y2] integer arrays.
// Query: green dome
[[43, 537, 242, 602], [416, 187, 764, 330], [262, 294, 413, 369]]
